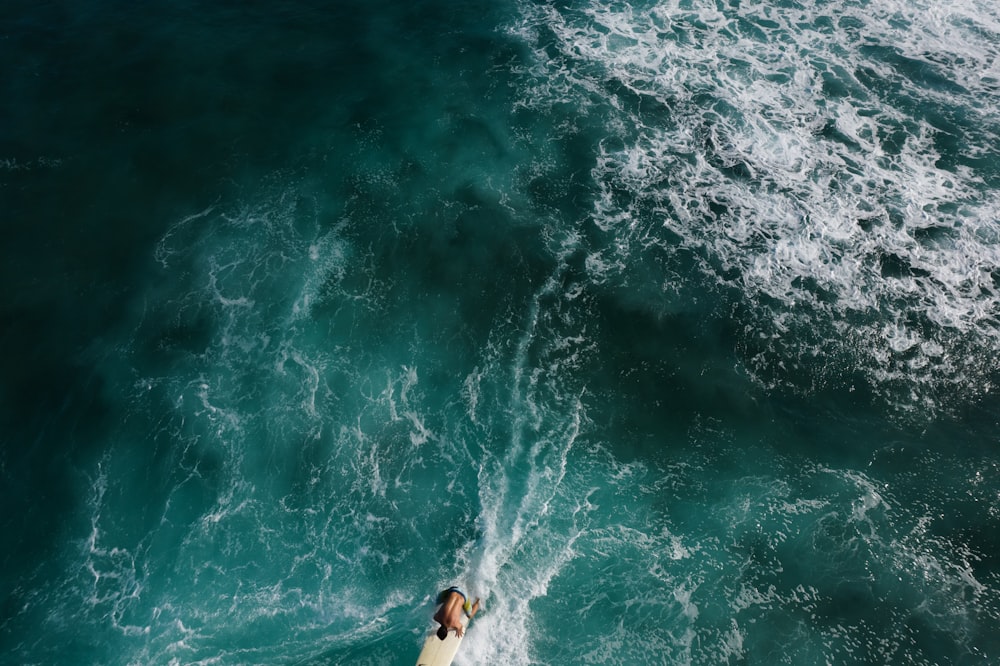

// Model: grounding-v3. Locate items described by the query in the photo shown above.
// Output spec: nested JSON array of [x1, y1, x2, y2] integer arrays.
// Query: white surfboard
[[415, 616, 468, 666]]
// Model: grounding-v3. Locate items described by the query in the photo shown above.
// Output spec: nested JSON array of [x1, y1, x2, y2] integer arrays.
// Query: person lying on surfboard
[[433, 587, 480, 639]]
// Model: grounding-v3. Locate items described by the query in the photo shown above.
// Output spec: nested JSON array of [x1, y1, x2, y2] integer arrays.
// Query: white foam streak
[[466, 243, 598, 664], [154, 204, 217, 269]]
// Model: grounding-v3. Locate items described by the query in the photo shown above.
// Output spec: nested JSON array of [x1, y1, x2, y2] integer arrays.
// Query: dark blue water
[[3, 0, 1000, 664]]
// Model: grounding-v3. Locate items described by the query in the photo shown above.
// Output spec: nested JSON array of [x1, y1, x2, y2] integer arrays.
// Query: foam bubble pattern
[[510, 0, 1000, 412]]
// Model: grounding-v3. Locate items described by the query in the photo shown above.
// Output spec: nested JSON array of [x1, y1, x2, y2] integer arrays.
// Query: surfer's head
[[436, 625, 449, 641]]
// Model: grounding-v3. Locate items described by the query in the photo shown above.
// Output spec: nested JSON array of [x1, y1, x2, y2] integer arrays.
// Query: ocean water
[[2, 0, 1000, 663]]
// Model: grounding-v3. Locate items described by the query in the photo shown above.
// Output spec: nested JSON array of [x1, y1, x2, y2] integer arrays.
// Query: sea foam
[[510, 0, 1000, 413]]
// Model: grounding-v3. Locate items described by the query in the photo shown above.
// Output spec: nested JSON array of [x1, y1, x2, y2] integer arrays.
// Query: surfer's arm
[[466, 598, 481, 620]]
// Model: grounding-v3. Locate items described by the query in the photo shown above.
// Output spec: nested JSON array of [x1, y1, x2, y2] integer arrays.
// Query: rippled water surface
[[2, 0, 999, 664]]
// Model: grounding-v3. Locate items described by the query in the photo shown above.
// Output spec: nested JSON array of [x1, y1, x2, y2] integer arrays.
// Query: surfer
[[433, 587, 480, 639]]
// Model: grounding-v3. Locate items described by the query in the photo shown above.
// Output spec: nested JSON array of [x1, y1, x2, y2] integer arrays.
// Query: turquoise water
[[3, 0, 1000, 664]]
